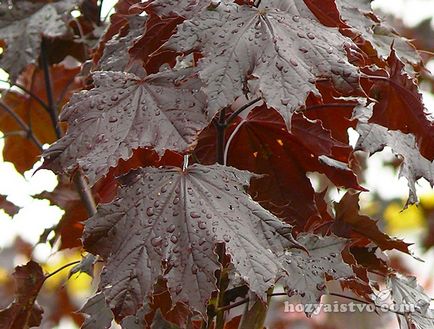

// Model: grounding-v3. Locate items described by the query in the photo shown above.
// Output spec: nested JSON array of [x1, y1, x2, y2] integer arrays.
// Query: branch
[[44, 260, 80, 281], [216, 108, 226, 165], [0, 101, 43, 151], [40, 38, 63, 139], [305, 103, 358, 111], [225, 97, 262, 125], [0, 79, 51, 113], [74, 171, 97, 216], [217, 297, 249, 313], [40, 38, 98, 217]]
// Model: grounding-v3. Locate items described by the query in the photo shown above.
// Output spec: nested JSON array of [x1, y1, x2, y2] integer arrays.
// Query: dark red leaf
[[0, 261, 45, 329], [195, 105, 361, 229], [366, 50, 434, 160], [332, 191, 412, 254], [83, 164, 301, 320]]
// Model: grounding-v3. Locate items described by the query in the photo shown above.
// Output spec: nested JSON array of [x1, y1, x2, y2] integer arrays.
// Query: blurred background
[[0, 0, 433, 328]]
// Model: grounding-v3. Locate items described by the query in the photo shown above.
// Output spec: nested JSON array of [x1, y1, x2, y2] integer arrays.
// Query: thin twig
[[0, 102, 43, 150], [40, 38, 63, 139], [225, 97, 262, 125], [223, 119, 245, 165], [40, 38, 98, 216], [217, 297, 250, 312], [0, 79, 50, 112], [74, 173, 97, 216], [305, 103, 358, 111], [44, 260, 80, 281], [97, 0, 104, 25], [216, 109, 226, 165]]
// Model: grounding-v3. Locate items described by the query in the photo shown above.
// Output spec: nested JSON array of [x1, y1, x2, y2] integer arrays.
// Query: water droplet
[[167, 224, 176, 233], [223, 235, 230, 242], [109, 116, 118, 123], [275, 62, 284, 71], [96, 133, 105, 143], [307, 32, 315, 40], [292, 15, 300, 22], [281, 98, 290, 106], [151, 236, 163, 247], [111, 95, 119, 101], [198, 221, 207, 229], [290, 58, 298, 67], [190, 212, 201, 219], [198, 238, 206, 246], [170, 235, 178, 243], [146, 207, 154, 216]]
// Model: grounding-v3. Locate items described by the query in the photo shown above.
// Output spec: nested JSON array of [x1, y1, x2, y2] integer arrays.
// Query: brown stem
[[239, 288, 273, 329], [225, 97, 262, 125], [215, 246, 230, 329], [74, 172, 97, 216], [216, 109, 226, 165], [44, 260, 80, 281], [0, 79, 51, 113], [40, 38, 98, 217], [217, 297, 250, 312], [0, 102, 43, 150], [97, 0, 104, 25], [40, 38, 63, 139], [305, 103, 358, 111]]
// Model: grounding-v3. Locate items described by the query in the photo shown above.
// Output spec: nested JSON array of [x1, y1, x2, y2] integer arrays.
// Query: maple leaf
[[0, 195, 20, 217], [43, 69, 211, 185], [0, 0, 75, 81], [387, 275, 434, 329], [128, 12, 184, 74], [146, 0, 213, 19], [165, 0, 360, 127], [304, 81, 357, 144], [280, 234, 353, 313], [332, 191, 412, 253], [83, 164, 301, 319], [365, 50, 434, 161], [97, 16, 148, 75], [80, 292, 114, 329], [195, 105, 361, 228], [334, 0, 421, 66], [0, 261, 45, 329], [356, 122, 434, 207], [302, 0, 346, 28]]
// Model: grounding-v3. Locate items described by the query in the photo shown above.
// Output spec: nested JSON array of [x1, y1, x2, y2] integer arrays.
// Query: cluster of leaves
[[0, 0, 433, 328]]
